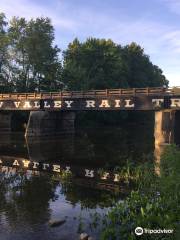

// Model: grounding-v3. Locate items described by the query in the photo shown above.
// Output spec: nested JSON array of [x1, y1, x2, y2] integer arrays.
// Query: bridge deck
[[0, 87, 180, 100]]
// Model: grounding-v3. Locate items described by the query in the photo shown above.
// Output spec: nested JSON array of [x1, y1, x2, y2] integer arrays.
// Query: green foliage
[[62, 38, 129, 90], [0, 13, 11, 92], [101, 192, 177, 240], [100, 145, 180, 240], [0, 13, 62, 92], [122, 42, 168, 88], [53, 169, 73, 181], [62, 38, 168, 91], [62, 38, 168, 126], [113, 161, 156, 186], [160, 144, 180, 194], [0, 12, 168, 96]]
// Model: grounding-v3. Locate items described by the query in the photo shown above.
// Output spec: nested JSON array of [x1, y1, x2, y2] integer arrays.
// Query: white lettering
[[171, 98, 180, 108], [54, 101, 62, 108], [13, 159, 20, 166], [86, 100, 95, 108], [124, 99, 135, 108], [34, 101, 40, 109], [85, 169, 94, 178], [42, 163, 50, 170], [22, 160, 30, 168], [99, 100, 110, 108], [152, 99, 164, 107], [101, 172, 110, 180], [114, 99, 121, 108], [65, 166, 71, 173], [33, 162, 39, 169], [53, 164, 61, 172], [44, 101, 51, 108], [14, 102, 21, 108], [23, 101, 31, 109], [114, 174, 120, 182], [65, 101, 74, 108], [0, 102, 3, 108]]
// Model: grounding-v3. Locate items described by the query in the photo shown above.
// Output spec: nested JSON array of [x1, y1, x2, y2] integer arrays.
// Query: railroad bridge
[[0, 87, 180, 149]]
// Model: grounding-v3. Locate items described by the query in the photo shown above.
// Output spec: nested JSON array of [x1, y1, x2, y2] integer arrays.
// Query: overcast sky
[[1, 0, 180, 86]]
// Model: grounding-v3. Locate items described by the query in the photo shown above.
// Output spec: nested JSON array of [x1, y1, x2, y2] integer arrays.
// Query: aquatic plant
[[113, 160, 156, 188], [100, 145, 180, 240], [52, 169, 73, 182]]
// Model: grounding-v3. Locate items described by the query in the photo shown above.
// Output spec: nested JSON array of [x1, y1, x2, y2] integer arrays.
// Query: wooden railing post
[[106, 89, 108, 97]]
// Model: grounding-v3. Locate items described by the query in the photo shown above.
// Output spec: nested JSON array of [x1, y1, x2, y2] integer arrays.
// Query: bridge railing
[[0, 87, 179, 100]]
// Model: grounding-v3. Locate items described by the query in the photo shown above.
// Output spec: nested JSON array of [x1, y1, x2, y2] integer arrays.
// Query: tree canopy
[[0, 13, 62, 93], [0, 13, 10, 92], [62, 38, 168, 90], [0, 13, 168, 93]]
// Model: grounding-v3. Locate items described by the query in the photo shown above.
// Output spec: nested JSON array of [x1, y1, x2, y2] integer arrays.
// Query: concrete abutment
[[154, 110, 176, 174], [25, 111, 76, 138]]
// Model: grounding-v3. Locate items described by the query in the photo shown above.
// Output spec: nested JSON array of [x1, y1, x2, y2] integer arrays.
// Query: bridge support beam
[[0, 112, 12, 133], [25, 111, 76, 138], [154, 110, 175, 174]]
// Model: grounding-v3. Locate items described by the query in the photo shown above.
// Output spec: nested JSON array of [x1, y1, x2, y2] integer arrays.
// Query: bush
[[100, 145, 180, 240]]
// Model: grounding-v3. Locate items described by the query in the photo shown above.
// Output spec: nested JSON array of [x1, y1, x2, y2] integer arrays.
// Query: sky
[[1, 0, 179, 86]]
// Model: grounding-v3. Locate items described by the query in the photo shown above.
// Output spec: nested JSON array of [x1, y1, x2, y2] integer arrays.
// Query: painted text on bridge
[[0, 87, 180, 111]]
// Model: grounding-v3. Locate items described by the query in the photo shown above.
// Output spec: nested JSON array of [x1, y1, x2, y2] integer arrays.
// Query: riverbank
[[99, 145, 180, 239]]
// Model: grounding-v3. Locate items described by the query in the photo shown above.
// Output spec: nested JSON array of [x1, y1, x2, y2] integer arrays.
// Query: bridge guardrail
[[0, 87, 180, 100]]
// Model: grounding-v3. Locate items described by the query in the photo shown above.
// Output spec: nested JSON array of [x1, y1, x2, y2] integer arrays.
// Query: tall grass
[[100, 145, 180, 240]]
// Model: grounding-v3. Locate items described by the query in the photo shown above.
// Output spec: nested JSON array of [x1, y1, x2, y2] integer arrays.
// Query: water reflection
[[0, 168, 119, 240], [0, 126, 154, 240], [0, 127, 154, 167]]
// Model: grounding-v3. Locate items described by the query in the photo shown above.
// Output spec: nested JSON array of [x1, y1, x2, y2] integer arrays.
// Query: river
[[0, 125, 154, 240]]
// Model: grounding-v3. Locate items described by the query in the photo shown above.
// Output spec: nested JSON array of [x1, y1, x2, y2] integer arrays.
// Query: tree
[[62, 38, 168, 126], [62, 38, 168, 90], [8, 16, 62, 92], [0, 13, 11, 92], [25, 17, 62, 91], [62, 38, 129, 90], [0, 14, 168, 94], [8, 17, 29, 92], [122, 42, 168, 88]]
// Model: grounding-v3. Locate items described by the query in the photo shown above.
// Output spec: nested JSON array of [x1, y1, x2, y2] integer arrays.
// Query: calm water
[[0, 126, 154, 240]]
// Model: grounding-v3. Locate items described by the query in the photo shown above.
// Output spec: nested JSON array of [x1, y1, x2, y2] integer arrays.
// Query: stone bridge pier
[[154, 110, 180, 173], [25, 111, 76, 138]]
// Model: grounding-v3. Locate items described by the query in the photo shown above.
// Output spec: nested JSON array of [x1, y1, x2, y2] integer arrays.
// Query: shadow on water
[[0, 125, 154, 240], [0, 126, 154, 167]]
